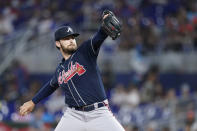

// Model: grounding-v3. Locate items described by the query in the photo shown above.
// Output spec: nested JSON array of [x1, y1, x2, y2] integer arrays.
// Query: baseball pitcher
[[19, 10, 124, 131]]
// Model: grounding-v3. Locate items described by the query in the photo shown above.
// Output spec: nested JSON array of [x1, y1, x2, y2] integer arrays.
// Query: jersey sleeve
[[91, 27, 108, 55], [78, 27, 108, 58], [32, 74, 59, 104]]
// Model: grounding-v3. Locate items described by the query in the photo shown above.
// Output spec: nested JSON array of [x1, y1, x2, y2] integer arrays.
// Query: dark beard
[[61, 44, 77, 55]]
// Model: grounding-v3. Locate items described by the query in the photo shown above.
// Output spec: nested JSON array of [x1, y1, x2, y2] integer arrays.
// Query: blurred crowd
[[1, 0, 197, 131], [110, 69, 197, 131], [1, 60, 197, 131], [0, 0, 197, 53]]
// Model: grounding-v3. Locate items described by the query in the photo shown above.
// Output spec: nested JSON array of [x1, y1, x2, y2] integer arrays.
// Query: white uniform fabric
[[55, 106, 125, 131]]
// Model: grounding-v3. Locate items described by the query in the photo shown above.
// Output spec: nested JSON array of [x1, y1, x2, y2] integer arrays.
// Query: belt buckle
[[82, 105, 89, 111]]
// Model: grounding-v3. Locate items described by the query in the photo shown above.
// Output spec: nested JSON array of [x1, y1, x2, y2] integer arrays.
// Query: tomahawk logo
[[58, 62, 86, 84], [67, 27, 72, 33]]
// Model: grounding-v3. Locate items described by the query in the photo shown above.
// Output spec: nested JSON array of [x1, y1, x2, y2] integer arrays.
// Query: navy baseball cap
[[55, 26, 79, 41]]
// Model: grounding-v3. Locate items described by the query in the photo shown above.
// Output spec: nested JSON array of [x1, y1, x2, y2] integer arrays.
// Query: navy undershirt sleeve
[[91, 27, 108, 55], [32, 75, 59, 104], [77, 27, 108, 60]]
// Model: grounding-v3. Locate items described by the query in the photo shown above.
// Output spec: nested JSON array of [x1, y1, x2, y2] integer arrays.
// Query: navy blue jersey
[[32, 28, 108, 107]]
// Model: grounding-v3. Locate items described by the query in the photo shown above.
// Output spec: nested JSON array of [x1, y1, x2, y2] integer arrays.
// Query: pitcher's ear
[[56, 41, 60, 50]]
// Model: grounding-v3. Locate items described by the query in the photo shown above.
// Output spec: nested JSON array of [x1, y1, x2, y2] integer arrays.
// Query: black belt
[[69, 102, 107, 112]]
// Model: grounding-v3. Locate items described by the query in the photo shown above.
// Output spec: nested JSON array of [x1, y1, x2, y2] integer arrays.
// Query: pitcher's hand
[[19, 100, 35, 116]]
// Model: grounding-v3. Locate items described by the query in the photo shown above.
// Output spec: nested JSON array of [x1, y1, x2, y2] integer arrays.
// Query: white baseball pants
[[54, 106, 125, 131]]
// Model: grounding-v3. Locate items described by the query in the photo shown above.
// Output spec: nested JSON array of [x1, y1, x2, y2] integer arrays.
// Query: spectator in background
[[11, 60, 29, 94], [37, 9, 54, 35], [175, 83, 195, 130], [0, 9, 15, 35], [45, 89, 65, 115], [190, 111, 197, 131], [185, 110, 195, 131], [131, 126, 139, 131], [178, 83, 194, 112], [163, 88, 177, 108], [110, 83, 126, 108], [140, 65, 159, 103], [41, 106, 56, 124], [125, 82, 140, 108], [161, 126, 170, 131], [146, 121, 158, 131], [20, 80, 42, 104], [5, 82, 19, 103], [29, 106, 52, 131], [29, 106, 43, 131], [186, 0, 197, 22], [102, 61, 115, 91], [154, 82, 165, 101]]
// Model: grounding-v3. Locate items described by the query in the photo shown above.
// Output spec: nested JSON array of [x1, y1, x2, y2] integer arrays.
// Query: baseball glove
[[102, 10, 121, 40]]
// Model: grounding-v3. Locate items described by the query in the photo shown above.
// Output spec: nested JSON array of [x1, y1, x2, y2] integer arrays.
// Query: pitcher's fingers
[[19, 110, 25, 116], [19, 111, 25, 116], [19, 108, 23, 115], [20, 110, 28, 116], [24, 108, 32, 115], [24, 112, 28, 116], [20, 108, 27, 116], [26, 110, 31, 115], [19, 106, 23, 111], [19, 107, 25, 114]]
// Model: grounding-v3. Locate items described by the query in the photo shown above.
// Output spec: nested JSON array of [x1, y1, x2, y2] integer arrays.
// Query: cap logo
[[67, 27, 72, 33]]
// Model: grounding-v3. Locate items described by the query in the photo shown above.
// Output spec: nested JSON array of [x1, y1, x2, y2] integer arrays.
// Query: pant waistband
[[69, 100, 108, 112]]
